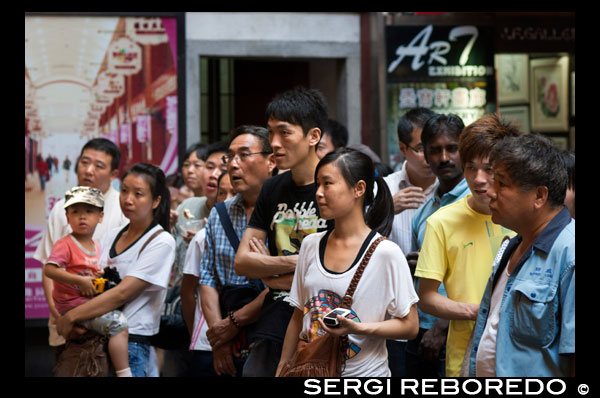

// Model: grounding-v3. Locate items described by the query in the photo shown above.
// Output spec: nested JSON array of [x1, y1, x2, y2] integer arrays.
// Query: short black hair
[[228, 125, 273, 154], [183, 143, 208, 164], [397, 108, 436, 145], [206, 141, 229, 159], [323, 119, 349, 149], [421, 113, 465, 150], [562, 150, 575, 191], [490, 133, 568, 208], [265, 86, 329, 136], [80, 138, 121, 171]]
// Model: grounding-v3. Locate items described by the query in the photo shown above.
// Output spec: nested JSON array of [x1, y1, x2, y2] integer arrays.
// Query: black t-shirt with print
[[248, 170, 332, 344], [249, 170, 331, 257]]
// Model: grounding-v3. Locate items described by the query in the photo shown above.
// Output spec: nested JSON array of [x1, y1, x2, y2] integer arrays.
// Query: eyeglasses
[[222, 151, 271, 164], [407, 144, 424, 154]]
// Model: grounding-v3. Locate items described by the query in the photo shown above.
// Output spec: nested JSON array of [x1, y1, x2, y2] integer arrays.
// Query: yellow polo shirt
[[414, 196, 514, 377]]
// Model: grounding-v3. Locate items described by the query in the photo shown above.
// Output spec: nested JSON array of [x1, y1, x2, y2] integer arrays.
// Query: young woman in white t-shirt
[[56, 163, 176, 377], [276, 149, 420, 377]]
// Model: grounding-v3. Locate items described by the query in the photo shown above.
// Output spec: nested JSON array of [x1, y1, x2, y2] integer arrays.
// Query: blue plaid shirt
[[199, 194, 252, 288]]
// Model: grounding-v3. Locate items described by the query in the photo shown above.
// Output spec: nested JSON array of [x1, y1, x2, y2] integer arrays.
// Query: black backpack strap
[[215, 201, 240, 252]]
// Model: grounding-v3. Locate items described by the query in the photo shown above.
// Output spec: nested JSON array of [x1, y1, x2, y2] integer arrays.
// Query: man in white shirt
[[382, 107, 437, 377], [33, 138, 129, 350], [384, 108, 438, 259]]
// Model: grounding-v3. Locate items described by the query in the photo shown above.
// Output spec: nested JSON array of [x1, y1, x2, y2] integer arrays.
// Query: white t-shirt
[[99, 223, 176, 336], [181, 228, 211, 351], [288, 231, 419, 377], [382, 161, 436, 256], [475, 263, 511, 377]]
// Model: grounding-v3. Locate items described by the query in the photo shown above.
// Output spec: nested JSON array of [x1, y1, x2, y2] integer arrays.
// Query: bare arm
[[417, 278, 479, 321], [205, 288, 269, 349], [56, 275, 150, 338], [275, 307, 303, 377], [234, 227, 297, 278], [181, 273, 200, 336], [321, 305, 419, 341], [42, 273, 61, 320], [44, 263, 96, 297]]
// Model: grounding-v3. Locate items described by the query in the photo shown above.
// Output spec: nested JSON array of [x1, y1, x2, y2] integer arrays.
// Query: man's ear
[[398, 141, 408, 158], [308, 127, 322, 149], [533, 186, 550, 210]]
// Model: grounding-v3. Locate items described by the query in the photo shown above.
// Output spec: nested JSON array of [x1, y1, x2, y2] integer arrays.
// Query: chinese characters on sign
[[398, 87, 486, 109], [385, 24, 495, 169]]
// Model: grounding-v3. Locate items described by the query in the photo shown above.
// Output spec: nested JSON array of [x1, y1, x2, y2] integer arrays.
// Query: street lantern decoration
[[107, 36, 142, 76], [92, 86, 113, 108], [126, 17, 168, 46], [97, 71, 125, 99]]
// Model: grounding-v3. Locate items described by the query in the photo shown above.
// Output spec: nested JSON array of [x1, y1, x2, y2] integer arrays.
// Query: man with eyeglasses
[[185, 125, 276, 377], [405, 113, 470, 378], [384, 108, 438, 260], [379, 107, 438, 378]]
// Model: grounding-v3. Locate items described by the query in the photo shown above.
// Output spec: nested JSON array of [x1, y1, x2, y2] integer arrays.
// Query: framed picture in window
[[496, 54, 529, 105], [530, 56, 569, 132], [499, 105, 530, 133]]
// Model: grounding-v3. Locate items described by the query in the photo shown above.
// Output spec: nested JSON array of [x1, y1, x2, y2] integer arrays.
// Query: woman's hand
[[318, 313, 362, 337], [55, 312, 86, 339]]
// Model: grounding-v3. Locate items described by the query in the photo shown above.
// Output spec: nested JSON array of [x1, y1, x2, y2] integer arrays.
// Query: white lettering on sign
[[399, 87, 487, 110], [388, 25, 491, 77]]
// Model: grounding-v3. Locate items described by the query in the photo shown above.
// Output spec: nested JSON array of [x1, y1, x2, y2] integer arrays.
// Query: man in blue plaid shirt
[[199, 125, 277, 377]]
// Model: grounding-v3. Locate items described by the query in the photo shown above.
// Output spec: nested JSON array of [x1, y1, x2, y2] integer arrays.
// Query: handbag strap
[[215, 201, 240, 252], [340, 235, 387, 309], [137, 228, 165, 259]]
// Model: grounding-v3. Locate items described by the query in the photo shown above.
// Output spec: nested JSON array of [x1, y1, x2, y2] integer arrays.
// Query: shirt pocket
[[509, 280, 557, 347]]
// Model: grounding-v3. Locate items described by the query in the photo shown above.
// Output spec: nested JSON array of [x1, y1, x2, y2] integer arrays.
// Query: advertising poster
[[25, 14, 184, 319], [385, 24, 495, 169]]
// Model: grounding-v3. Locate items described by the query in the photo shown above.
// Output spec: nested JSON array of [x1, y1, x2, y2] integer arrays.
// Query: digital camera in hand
[[93, 267, 121, 294], [323, 308, 353, 328]]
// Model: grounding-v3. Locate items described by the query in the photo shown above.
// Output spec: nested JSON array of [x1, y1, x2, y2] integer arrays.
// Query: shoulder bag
[[278, 235, 387, 377], [139, 228, 190, 350]]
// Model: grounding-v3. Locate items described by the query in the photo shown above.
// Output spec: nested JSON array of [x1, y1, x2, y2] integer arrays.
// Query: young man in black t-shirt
[[234, 87, 332, 376]]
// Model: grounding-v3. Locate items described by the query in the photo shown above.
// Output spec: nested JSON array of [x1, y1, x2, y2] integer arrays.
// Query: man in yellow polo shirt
[[414, 114, 521, 377]]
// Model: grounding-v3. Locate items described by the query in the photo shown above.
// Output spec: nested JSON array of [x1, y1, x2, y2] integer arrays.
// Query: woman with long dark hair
[[276, 148, 419, 377], [56, 163, 176, 377]]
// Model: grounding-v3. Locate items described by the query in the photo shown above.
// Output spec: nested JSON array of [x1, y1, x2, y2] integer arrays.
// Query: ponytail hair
[[315, 148, 394, 237], [123, 163, 171, 231]]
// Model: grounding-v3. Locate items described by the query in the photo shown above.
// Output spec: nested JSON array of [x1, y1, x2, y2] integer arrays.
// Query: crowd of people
[[33, 86, 575, 378]]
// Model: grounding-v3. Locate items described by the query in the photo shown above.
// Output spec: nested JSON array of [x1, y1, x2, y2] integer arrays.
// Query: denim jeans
[[128, 342, 151, 377]]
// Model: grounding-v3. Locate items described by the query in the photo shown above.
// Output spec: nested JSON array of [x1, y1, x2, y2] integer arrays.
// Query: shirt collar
[[433, 177, 468, 202], [493, 206, 572, 286], [531, 206, 573, 254], [397, 161, 437, 195]]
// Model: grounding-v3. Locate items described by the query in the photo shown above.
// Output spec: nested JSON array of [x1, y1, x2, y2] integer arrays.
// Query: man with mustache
[[414, 114, 521, 377], [405, 113, 470, 378]]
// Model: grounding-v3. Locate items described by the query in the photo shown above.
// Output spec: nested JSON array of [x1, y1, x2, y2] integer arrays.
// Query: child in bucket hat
[[45, 186, 132, 377]]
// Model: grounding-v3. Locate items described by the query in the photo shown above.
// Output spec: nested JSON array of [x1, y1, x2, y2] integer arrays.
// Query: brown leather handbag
[[278, 235, 387, 377], [53, 332, 110, 377]]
